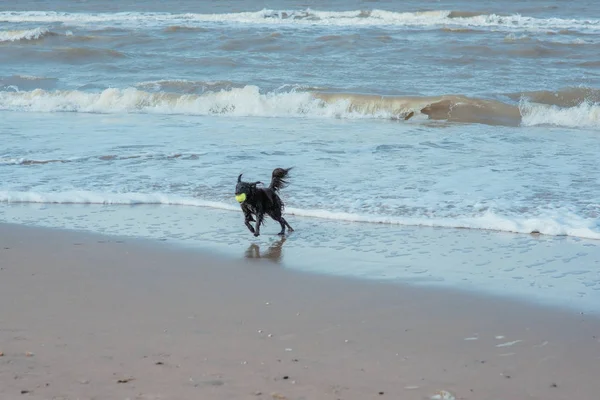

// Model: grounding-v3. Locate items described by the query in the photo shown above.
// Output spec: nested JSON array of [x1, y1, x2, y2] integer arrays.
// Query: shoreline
[[1, 222, 600, 399], [2, 203, 600, 315]]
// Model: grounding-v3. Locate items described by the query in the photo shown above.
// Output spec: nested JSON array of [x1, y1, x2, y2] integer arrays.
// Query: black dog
[[235, 168, 294, 237]]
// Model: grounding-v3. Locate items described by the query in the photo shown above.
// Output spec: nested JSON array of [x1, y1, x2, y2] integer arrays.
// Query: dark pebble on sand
[[283, 376, 289, 380], [551, 383, 558, 388], [20, 390, 29, 394], [378, 391, 384, 395], [155, 361, 164, 365]]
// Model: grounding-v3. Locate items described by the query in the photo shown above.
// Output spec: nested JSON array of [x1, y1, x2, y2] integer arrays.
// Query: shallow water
[[2, 112, 598, 237]]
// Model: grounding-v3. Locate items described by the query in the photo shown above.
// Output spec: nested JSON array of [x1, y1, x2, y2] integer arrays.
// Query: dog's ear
[[238, 174, 243, 183]]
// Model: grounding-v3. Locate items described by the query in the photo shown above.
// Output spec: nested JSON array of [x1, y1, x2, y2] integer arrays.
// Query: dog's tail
[[269, 167, 292, 191]]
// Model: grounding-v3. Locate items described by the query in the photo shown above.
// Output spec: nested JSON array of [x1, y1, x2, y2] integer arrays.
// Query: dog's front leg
[[245, 219, 255, 234], [242, 206, 256, 234], [254, 212, 264, 237]]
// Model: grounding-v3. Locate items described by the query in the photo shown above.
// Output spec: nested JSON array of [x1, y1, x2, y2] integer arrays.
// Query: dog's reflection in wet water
[[244, 237, 287, 263]]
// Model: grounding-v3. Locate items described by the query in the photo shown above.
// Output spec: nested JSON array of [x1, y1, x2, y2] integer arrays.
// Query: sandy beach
[[1, 223, 599, 400]]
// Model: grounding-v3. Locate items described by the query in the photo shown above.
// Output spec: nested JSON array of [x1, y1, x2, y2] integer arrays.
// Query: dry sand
[[0, 223, 599, 400]]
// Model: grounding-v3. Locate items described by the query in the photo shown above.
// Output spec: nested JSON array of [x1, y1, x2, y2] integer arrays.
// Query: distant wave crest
[[1, 10, 599, 32], [0, 152, 204, 166]]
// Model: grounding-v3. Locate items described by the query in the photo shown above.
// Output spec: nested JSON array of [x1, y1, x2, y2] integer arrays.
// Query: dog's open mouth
[[235, 193, 246, 203]]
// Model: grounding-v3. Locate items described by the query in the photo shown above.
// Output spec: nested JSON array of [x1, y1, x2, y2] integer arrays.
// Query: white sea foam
[[1, 191, 598, 240], [1, 10, 599, 32], [0, 27, 50, 42], [0, 190, 239, 211]]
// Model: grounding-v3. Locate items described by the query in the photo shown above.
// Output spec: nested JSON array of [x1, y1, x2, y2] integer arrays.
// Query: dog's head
[[235, 174, 261, 203]]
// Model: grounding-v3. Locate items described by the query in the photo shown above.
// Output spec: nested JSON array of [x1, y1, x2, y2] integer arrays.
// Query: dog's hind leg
[[274, 217, 293, 235], [281, 217, 294, 233], [275, 218, 286, 236]]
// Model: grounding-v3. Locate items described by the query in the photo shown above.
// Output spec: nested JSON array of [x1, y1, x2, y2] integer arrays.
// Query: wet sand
[[1, 223, 599, 400]]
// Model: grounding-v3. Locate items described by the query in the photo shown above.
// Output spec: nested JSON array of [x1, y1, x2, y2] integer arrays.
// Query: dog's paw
[[253, 232, 260, 237]]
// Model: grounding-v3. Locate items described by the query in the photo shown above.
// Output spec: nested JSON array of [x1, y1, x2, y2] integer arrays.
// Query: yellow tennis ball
[[235, 193, 246, 203]]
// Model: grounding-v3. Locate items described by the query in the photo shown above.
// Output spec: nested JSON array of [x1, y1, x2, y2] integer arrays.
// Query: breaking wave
[[1, 190, 598, 240], [1, 10, 599, 33], [0, 27, 53, 42], [520, 101, 600, 128], [0, 86, 325, 117], [0, 85, 598, 128]]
